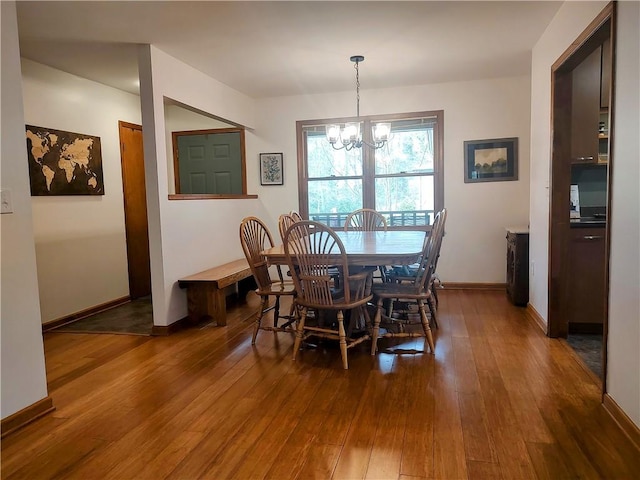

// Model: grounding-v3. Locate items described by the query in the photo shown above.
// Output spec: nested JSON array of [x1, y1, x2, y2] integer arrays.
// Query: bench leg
[[186, 284, 228, 326], [210, 287, 227, 326], [237, 276, 257, 303]]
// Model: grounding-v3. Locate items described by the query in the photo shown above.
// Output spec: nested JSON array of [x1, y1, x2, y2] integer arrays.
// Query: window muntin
[[297, 111, 443, 229]]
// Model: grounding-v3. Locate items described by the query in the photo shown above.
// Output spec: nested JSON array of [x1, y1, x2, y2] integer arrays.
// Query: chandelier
[[326, 56, 391, 151]]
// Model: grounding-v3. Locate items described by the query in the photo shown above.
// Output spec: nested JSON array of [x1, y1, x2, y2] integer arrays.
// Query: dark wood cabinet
[[571, 41, 611, 165], [566, 227, 606, 332], [571, 46, 601, 163], [506, 229, 529, 306], [600, 38, 611, 109]]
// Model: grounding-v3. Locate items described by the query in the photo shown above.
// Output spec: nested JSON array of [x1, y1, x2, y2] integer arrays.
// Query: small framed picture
[[464, 137, 518, 183], [259, 152, 284, 185]]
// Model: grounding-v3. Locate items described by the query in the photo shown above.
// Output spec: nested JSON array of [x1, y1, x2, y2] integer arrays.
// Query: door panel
[[177, 131, 242, 194], [119, 121, 151, 299], [214, 172, 232, 193]]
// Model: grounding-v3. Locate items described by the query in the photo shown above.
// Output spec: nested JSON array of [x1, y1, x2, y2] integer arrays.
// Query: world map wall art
[[26, 125, 104, 195]]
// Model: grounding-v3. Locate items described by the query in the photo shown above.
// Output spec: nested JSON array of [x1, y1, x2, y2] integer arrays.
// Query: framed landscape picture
[[259, 152, 284, 185], [464, 137, 518, 183]]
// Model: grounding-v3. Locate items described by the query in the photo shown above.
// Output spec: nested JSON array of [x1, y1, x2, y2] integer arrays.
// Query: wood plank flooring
[[2, 289, 639, 479]]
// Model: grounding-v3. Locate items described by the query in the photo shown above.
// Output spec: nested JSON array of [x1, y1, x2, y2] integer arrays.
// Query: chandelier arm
[[360, 139, 386, 150]]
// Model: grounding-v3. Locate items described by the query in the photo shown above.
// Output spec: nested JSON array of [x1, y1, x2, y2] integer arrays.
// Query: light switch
[[1, 189, 13, 214]]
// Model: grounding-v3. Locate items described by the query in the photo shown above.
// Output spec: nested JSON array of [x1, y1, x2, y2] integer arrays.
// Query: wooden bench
[[178, 258, 256, 326]]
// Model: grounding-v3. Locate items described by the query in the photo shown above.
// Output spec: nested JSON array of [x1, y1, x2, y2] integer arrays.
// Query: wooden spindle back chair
[[345, 208, 389, 282], [369, 209, 446, 355], [239, 216, 297, 344], [344, 208, 388, 231], [278, 213, 298, 243], [283, 221, 374, 369]]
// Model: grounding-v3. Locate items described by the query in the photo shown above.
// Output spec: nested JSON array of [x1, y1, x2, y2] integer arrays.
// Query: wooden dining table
[[262, 230, 428, 267]]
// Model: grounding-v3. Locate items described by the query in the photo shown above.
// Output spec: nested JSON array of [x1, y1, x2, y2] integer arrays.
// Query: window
[[296, 110, 444, 229]]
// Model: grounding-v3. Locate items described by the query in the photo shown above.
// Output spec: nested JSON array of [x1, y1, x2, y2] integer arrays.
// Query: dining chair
[[283, 220, 374, 369], [239, 216, 297, 345], [344, 208, 388, 231], [386, 208, 447, 323], [428, 208, 447, 308], [278, 212, 298, 243], [344, 208, 389, 283], [289, 210, 303, 222], [283, 211, 342, 288], [369, 209, 446, 355], [279, 210, 304, 242]]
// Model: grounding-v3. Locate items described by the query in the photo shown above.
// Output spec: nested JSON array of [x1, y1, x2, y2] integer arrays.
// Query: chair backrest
[[278, 213, 298, 242], [239, 216, 284, 290], [431, 208, 447, 272], [289, 210, 303, 222], [284, 221, 364, 307], [344, 208, 388, 231], [410, 209, 446, 291]]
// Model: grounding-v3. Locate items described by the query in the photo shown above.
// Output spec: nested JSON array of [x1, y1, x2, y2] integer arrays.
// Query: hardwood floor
[[2, 289, 639, 479]]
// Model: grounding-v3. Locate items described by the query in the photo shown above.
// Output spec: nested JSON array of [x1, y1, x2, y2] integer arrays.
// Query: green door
[[177, 130, 243, 194]]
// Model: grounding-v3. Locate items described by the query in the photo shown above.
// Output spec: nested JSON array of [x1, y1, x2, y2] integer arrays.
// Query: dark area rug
[[566, 333, 603, 379], [53, 296, 153, 336]]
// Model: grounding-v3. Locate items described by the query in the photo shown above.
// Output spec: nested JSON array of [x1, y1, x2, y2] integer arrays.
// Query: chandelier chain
[[354, 60, 360, 118]]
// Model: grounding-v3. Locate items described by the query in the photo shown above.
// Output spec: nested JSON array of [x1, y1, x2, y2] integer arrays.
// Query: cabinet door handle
[[575, 156, 595, 161], [583, 235, 603, 240]]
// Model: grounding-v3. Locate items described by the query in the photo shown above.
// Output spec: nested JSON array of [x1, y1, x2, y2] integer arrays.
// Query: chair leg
[[253, 295, 270, 345], [371, 298, 384, 355], [273, 296, 281, 328], [417, 300, 435, 354], [292, 307, 307, 361], [361, 304, 373, 333], [287, 300, 298, 331], [432, 285, 440, 308], [337, 310, 348, 369], [386, 298, 395, 318], [427, 296, 438, 329]]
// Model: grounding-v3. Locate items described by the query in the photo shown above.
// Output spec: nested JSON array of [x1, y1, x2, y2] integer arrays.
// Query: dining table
[[262, 229, 428, 267]]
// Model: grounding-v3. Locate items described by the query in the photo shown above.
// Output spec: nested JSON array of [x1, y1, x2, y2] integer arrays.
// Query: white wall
[[138, 46, 270, 326], [607, 0, 640, 427], [21, 60, 142, 323], [1, 1, 49, 419], [530, 0, 639, 426], [529, 0, 608, 322], [256, 76, 532, 283]]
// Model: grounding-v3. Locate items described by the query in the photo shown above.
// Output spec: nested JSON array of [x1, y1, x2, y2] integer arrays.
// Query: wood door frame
[[171, 128, 247, 195], [548, 3, 615, 394], [118, 121, 152, 299]]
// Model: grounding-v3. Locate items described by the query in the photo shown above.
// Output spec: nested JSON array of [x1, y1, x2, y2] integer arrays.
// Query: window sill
[[168, 194, 258, 200]]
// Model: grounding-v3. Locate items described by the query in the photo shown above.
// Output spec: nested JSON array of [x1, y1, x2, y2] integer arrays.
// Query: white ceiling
[[16, 1, 563, 99]]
